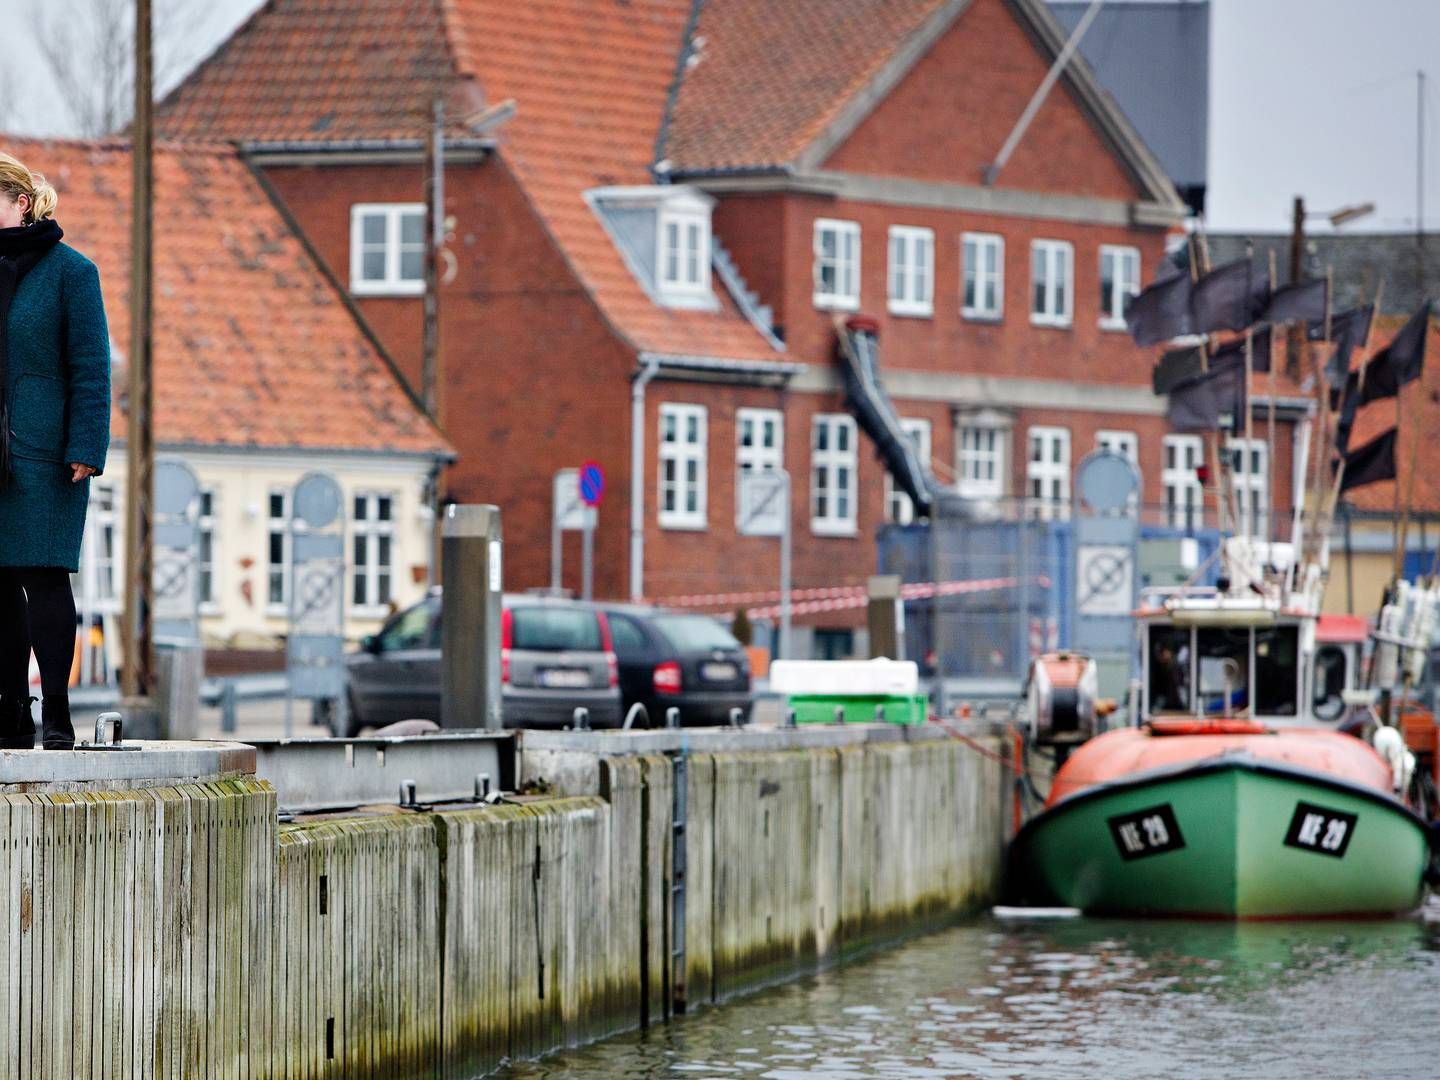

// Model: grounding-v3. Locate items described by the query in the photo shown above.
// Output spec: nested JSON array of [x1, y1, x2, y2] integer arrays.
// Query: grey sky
[[1, 0, 1436, 235]]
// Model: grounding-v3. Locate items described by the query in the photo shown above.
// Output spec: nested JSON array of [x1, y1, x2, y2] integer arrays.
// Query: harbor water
[[498, 903, 1440, 1080]]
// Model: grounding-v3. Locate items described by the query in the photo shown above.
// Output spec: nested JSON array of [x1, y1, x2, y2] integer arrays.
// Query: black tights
[[0, 568, 76, 700]]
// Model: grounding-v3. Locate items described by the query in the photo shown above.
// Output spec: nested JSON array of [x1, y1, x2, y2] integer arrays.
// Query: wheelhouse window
[[350, 203, 425, 296], [813, 218, 861, 310], [962, 232, 1004, 320], [1146, 623, 1299, 718], [811, 414, 858, 535], [1030, 239, 1073, 326], [887, 226, 934, 317], [659, 403, 707, 529], [1099, 245, 1140, 329]]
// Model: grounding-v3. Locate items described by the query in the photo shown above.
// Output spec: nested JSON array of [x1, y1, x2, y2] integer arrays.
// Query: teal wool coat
[[0, 243, 112, 571]]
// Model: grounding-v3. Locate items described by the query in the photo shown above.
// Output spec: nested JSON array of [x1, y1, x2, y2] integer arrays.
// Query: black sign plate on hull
[[1283, 801, 1357, 858], [1107, 803, 1186, 861]]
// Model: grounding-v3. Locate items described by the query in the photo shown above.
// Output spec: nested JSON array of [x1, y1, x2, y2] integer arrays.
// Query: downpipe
[[630, 356, 661, 602]]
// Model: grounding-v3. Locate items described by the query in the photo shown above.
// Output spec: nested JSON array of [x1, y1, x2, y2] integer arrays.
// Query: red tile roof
[[2, 136, 449, 456], [157, 0, 791, 364], [660, 0, 952, 172]]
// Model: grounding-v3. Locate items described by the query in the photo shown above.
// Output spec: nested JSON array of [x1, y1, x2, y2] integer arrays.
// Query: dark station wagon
[[338, 593, 622, 734], [599, 604, 752, 726]]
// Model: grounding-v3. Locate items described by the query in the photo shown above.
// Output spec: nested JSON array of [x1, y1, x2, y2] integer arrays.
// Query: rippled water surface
[[498, 904, 1440, 1079]]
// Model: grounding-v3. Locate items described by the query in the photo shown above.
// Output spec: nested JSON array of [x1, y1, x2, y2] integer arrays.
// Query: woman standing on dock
[[0, 151, 111, 750]]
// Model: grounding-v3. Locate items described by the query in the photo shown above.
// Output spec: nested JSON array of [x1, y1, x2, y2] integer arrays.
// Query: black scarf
[[0, 219, 64, 487]]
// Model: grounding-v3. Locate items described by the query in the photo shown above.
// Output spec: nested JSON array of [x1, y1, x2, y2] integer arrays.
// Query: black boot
[[40, 695, 74, 750], [0, 695, 36, 750]]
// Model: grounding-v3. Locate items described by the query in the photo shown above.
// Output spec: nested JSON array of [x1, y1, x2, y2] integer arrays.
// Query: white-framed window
[[1163, 434, 1205, 530], [352, 492, 395, 612], [349, 203, 425, 296], [962, 232, 1004, 320], [659, 403, 708, 529], [1030, 239, 1073, 327], [1096, 429, 1140, 512], [737, 408, 784, 475], [1027, 426, 1071, 520], [267, 489, 291, 611], [887, 226, 934, 317], [1227, 438, 1268, 539], [957, 422, 1005, 499], [657, 203, 711, 301], [811, 414, 858, 535], [813, 218, 861, 311], [198, 488, 218, 612], [1099, 245, 1140, 329], [886, 418, 932, 525]]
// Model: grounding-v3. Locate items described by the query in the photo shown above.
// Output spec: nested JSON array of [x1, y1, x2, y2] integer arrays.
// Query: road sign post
[[286, 472, 346, 739], [738, 468, 791, 659], [578, 461, 606, 602]]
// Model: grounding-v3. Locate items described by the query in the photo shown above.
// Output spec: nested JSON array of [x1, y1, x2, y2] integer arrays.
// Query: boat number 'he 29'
[[1107, 805, 1186, 860], [1283, 802, 1358, 858]]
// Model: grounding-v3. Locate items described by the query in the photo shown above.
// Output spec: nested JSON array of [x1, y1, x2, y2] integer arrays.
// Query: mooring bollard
[[785, 707, 798, 728], [623, 703, 649, 730], [94, 712, 123, 746], [475, 773, 491, 800], [875, 704, 887, 723], [399, 780, 418, 808], [833, 705, 845, 726], [572, 707, 591, 731], [728, 707, 743, 728], [666, 706, 681, 729]]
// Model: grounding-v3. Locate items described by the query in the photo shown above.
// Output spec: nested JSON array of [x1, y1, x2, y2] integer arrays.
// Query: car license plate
[[538, 668, 591, 689], [701, 662, 738, 682]]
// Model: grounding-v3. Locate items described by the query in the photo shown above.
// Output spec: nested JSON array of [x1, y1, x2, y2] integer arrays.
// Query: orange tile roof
[[159, 0, 460, 143], [660, 0, 952, 172], [158, 0, 787, 364], [2, 136, 449, 457]]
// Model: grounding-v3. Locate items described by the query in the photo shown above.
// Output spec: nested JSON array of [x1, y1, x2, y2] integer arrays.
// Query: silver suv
[[338, 592, 622, 734]]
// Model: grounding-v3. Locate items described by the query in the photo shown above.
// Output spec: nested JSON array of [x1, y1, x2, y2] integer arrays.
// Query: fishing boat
[[1009, 579, 1437, 917], [1006, 246, 1440, 919]]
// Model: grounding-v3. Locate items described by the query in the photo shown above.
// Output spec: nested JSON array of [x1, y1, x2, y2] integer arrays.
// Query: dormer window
[[658, 203, 711, 300], [350, 203, 425, 296], [587, 185, 717, 310]]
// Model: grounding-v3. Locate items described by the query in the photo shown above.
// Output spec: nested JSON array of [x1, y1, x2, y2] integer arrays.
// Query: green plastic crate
[[786, 693, 928, 726]]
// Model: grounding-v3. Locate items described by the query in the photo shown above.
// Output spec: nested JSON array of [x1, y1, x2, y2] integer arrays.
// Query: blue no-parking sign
[[579, 460, 606, 507]]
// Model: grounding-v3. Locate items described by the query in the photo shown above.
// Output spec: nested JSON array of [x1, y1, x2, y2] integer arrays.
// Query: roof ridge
[[155, 0, 281, 131], [436, 0, 479, 84], [651, 0, 708, 176]]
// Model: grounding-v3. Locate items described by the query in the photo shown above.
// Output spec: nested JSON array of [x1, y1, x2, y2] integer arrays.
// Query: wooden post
[[422, 96, 444, 418], [123, 0, 155, 700], [1287, 195, 1305, 377]]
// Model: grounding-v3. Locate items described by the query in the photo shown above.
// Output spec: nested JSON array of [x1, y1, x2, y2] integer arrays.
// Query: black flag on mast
[[1167, 355, 1247, 432], [1258, 278, 1328, 326], [1191, 259, 1269, 334], [1331, 300, 1432, 410], [1313, 305, 1374, 391], [1153, 327, 1272, 393], [1126, 272, 1196, 345], [1336, 427, 1398, 493]]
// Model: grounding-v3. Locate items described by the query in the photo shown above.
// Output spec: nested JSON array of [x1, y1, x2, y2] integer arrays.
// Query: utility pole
[[123, 0, 156, 704], [1418, 70, 1426, 287], [422, 97, 444, 418], [1286, 195, 1305, 378]]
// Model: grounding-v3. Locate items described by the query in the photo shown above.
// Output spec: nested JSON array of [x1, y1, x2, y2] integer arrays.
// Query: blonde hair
[[0, 152, 58, 225]]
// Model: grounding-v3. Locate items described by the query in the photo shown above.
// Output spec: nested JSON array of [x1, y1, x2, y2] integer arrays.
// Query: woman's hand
[[69, 463, 97, 483]]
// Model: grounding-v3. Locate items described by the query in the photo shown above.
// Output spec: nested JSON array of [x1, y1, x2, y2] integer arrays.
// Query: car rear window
[[652, 614, 741, 652], [510, 607, 602, 651]]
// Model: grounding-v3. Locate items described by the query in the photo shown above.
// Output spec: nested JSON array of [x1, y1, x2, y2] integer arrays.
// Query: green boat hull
[[1013, 759, 1432, 918]]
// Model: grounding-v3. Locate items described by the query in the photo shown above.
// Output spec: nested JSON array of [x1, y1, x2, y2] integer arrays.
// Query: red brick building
[[158, 0, 1305, 655]]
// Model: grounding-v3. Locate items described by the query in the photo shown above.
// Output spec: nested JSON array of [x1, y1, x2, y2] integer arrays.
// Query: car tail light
[[597, 612, 620, 688], [653, 660, 682, 695], [500, 608, 513, 685]]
